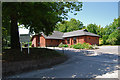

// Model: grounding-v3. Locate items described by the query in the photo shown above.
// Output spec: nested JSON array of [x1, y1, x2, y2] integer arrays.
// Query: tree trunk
[[10, 13, 20, 49]]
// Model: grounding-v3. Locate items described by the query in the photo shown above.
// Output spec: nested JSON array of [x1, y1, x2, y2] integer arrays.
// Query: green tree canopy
[[86, 24, 98, 34], [101, 17, 120, 45], [2, 2, 83, 49], [106, 30, 118, 45], [55, 18, 83, 32]]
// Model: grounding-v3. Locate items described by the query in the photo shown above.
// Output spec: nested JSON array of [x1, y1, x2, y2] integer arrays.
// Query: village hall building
[[31, 29, 100, 47]]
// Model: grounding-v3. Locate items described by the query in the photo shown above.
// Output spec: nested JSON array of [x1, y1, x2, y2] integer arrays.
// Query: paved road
[[9, 46, 119, 78]]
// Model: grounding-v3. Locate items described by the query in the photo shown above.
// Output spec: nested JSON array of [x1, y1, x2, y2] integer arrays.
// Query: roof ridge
[[64, 29, 83, 34]]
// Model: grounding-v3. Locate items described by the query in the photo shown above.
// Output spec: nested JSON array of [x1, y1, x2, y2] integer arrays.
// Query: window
[[51, 40, 52, 42], [73, 37, 76, 44], [96, 38, 97, 40], [67, 38, 70, 44], [89, 37, 91, 39]]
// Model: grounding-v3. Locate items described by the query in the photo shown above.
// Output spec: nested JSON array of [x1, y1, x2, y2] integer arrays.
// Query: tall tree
[[106, 30, 118, 45], [2, 2, 82, 49], [86, 24, 98, 34], [102, 17, 120, 45], [55, 18, 83, 32]]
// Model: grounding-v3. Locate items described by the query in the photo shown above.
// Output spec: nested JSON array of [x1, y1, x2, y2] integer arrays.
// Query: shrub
[[70, 45, 74, 48], [73, 43, 83, 49], [63, 44, 68, 47], [58, 43, 68, 48], [89, 45, 94, 49], [73, 43, 81, 49], [72, 43, 94, 49], [82, 43, 90, 49]]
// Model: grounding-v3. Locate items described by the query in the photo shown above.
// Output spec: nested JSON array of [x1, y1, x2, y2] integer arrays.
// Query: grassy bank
[[2, 48, 65, 62], [2, 48, 68, 77]]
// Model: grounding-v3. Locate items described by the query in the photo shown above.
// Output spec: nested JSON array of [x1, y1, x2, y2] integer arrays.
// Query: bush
[[89, 45, 94, 49], [72, 43, 94, 49], [70, 45, 74, 48], [73, 43, 81, 49], [58, 43, 68, 48]]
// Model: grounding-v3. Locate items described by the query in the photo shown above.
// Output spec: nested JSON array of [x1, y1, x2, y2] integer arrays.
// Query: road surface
[[8, 46, 119, 78]]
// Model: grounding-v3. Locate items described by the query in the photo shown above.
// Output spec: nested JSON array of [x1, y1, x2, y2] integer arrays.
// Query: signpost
[[27, 41, 30, 54], [62, 47, 64, 53], [19, 34, 30, 54], [20, 42, 22, 52]]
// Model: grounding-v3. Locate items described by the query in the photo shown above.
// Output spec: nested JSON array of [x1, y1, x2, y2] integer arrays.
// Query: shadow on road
[[54, 48, 119, 78]]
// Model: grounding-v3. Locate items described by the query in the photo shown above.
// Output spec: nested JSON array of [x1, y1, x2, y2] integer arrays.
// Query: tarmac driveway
[[9, 46, 119, 78]]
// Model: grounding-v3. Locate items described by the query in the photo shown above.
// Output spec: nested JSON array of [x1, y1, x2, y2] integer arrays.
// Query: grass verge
[[2, 48, 68, 77]]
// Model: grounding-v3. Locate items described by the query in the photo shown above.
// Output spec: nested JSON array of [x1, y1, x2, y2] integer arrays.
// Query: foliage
[[72, 43, 94, 49], [85, 17, 120, 45], [55, 18, 83, 32], [101, 18, 119, 45], [22, 42, 32, 47], [116, 29, 120, 44], [58, 43, 68, 48], [102, 35, 109, 45], [2, 27, 11, 48], [86, 24, 98, 34], [70, 45, 74, 48], [106, 30, 118, 45], [99, 38, 103, 46]]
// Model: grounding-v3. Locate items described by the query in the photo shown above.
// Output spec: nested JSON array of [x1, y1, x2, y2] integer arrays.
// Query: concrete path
[[8, 46, 119, 78]]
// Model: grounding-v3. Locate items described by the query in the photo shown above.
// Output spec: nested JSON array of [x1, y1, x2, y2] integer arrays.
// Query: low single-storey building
[[31, 29, 100, 47]]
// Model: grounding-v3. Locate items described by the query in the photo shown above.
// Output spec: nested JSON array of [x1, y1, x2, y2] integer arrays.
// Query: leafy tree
[[86, 24, 98, 34], [2, 2, 83, 49], [102, 35, 109, 45], [116, 29, 120, 44], [106, 30, 118, 45], [116, 17, 120, 45], [102, 17, 119, 45], [104, 18, 118, 35], [55, 18, 83, 32]]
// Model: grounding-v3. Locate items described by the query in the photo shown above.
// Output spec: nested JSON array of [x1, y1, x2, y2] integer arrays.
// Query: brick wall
[[46, 39, 62, 47], [32, 35, 39, 47], [64, 36, 85, 46], [32, 35, 99, 47], [32, 35, 63, 47], [77, 36, 85, 44], [64, 36, 99, 46], [40, 35, 46, 47], [85, 36, 99, 45]]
